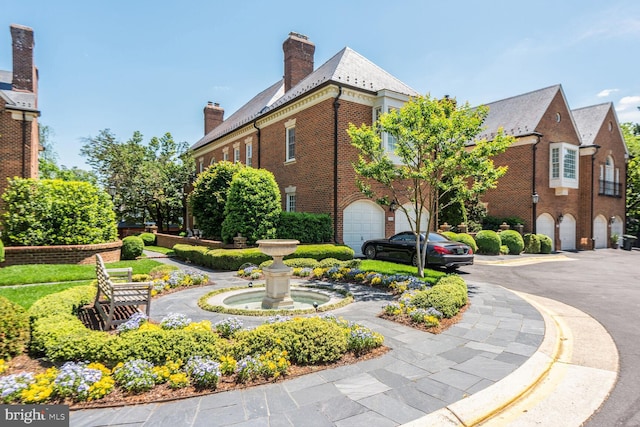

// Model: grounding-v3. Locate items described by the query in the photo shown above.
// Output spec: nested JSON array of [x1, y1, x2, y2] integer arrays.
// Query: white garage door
[[395, 204, 430, 234], [536, 213, 555, 251], [594, 215, 608, 249], [343, 200, 385, 256], [559, 214, 576, 251], [611, 216, 623, 243]]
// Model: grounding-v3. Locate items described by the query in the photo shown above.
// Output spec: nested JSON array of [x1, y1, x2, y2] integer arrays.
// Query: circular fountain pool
[[201, 285, 350, 315]]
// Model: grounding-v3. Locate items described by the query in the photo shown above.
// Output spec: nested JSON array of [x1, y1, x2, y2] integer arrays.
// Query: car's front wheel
[[364, 245, 376, 260]]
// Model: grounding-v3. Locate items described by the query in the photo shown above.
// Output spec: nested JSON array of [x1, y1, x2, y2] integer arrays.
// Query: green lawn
[[0, 280, 94, 309], [0, 259, 164, 286], [144, 245, 175, 256], [359, 259, 446, 282]]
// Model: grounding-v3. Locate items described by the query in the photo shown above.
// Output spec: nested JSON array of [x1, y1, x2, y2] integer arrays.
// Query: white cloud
[[597, 89, 618, 97], [617, 96, 640, 111]]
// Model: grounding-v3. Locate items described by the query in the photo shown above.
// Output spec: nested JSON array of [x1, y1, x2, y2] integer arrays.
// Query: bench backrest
[[95, 254, 112, 298]]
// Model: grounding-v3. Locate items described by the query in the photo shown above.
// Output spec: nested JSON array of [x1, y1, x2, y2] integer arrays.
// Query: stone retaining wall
[[1, 240, 122, 266]]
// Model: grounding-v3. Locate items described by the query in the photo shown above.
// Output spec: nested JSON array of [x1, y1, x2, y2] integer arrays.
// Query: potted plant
[[610, 233, 620, 249]]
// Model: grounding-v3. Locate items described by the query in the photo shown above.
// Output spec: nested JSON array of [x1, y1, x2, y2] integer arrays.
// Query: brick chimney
[[283, 32, 315, 92], [10, 24, 36, 93], [204, 101, 224, 135]]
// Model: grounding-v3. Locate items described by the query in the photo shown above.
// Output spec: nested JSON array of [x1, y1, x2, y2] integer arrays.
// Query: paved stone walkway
[[71, 258, 544, 427]]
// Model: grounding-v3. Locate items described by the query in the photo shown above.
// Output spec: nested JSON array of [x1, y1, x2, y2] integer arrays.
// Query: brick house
[[191, 32, 419, 254], [478, 85, 627, 250], [0, 24, 40, 204], [191, 34, 627, 253]]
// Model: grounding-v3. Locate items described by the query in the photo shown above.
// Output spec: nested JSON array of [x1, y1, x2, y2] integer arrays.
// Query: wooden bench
[[93, 254, 153, 330]]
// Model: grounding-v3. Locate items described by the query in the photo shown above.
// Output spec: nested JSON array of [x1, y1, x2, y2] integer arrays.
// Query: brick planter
[[155, 233, 223, 250], [1, 241, 122, 267]]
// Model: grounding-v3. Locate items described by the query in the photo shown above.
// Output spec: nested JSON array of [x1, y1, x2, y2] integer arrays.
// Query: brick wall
[[1, 241, 123, 266], [155, 233, 223, 250]]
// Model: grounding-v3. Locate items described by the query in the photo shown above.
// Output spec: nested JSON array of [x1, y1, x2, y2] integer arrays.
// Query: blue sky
[[2, 0, 639, 169]]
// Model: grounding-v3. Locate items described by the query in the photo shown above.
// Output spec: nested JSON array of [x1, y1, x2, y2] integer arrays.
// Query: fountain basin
[[203, 285, 348, 314]]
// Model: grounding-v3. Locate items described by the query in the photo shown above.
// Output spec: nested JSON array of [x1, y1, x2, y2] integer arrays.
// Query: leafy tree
[[80, 129, 195, 232], [623, 122, 640, 234], [221, 168, 281, 244], [188, 161, 244, 239], [1, 178, 117, 246], [348, 94, 514, 276], [38, 124, 97, 184]]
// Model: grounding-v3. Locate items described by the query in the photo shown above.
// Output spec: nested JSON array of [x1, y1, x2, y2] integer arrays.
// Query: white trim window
[[198, 158, 204, 173], [234, 146, 240, 164], [285, 118, 296, 162], [209, 156, 216, 166], [246, 142, 253, 167], [549, 142, 579, 192], [223, 147, 229, 162], [285, 185, 296, 212]]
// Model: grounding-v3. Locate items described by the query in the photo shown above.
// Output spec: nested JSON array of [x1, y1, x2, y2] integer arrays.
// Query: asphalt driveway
[[464, 249, 640, 427]]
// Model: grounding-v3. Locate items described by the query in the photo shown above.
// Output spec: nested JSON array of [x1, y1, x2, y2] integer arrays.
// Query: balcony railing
[[598, 179, 622, 197]]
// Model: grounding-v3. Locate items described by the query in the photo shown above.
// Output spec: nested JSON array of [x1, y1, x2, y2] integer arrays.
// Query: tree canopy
[[348, 94, 514, 276], [38, 124, 97, 184], [623, 122, 640, 234], [80, 129, 195, 231]]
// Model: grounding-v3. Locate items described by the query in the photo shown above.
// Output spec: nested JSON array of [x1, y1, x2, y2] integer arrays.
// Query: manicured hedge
[[409, 274, 468, 318], [524, 233, 541, 254], [537, 234, 553, 254], [121, 235, 144, 260], [139, 232, 156, 246], [448, 232, 478, 252], [276, 212, 333, 243], [0, 296, 30, 359], [172, 244, 354, 271], [500, 230, 524, 255], [475, 230, 501, 255]]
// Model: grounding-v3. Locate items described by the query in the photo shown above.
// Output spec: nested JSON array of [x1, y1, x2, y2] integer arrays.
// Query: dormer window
[[550, 142, 578, 194]]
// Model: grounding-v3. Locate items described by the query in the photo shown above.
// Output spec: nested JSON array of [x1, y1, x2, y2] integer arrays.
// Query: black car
[[361, 231, 474, 270]]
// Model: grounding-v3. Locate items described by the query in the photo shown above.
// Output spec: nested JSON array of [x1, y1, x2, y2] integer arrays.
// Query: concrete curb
[[401, 290, 619, 426]]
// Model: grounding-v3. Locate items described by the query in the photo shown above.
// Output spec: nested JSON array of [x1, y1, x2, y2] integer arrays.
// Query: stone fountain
[[256, 239, 299, 309]]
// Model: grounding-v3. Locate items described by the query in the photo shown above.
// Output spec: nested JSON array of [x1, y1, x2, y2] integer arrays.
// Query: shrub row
[[0, 296, 29, 359], [276, 212, 333, 243], [412, 275, 468, 318], [173, 244, 354, 271]]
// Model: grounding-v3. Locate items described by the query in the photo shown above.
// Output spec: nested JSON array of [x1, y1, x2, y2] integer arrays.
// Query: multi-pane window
[[563, 147, 576, 179], [234, 146, 240, 163], [551, 148, 560, 179], [286, 193, 296, 212], [223, 150, 229, 161], [246, 143, 253, 167], [286, 127, 296, 161], [549, 142, 578, 191]]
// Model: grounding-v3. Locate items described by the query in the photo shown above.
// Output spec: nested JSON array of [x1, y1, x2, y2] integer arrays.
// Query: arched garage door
[[594, 215, 607, 249], [395, 204, 429, 234], [343, 200, 385, 256], [559, 214, 576, 251], [536, 213, 555, 251]]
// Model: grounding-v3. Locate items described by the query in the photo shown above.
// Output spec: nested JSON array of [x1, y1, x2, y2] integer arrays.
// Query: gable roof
[[571, 103, 612, 146], [476, 85, 562, 141], [192, 47, 419, 150], [0, 68, 38, 112]]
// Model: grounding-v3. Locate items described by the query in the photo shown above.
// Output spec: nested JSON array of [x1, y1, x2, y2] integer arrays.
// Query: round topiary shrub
[[537, 234, 553, 254], [139, 232, 156, 246], [452, 233, 478, 253], [475, 230, 501, 255], [0, 296, 30, 359], [440, 231, 458, 241], [500, 230, 524, 255], [121, 235, 144, 260], [524, 233, 541, 254]]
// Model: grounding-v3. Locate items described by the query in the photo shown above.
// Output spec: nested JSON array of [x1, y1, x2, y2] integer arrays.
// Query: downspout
[[21, 111, 28, 178], [253, 120, 261, 168], [531, 134, 542, 233], [590, 145, 600, 249], [333, 85, 342, 243]]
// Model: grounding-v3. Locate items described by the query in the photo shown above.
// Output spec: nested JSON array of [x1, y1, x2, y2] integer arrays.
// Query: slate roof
[[476, 85, 562, 141], [192, 47, 419, 150], [572, 103, 611, 146], [0, 68, 38, 112]]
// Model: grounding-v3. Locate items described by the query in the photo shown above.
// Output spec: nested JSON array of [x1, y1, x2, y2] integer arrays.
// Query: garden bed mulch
[[4, 347, 390, 410]]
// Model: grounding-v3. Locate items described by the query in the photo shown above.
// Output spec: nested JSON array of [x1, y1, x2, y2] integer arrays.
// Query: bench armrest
[[110, 281, 153, 291]]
